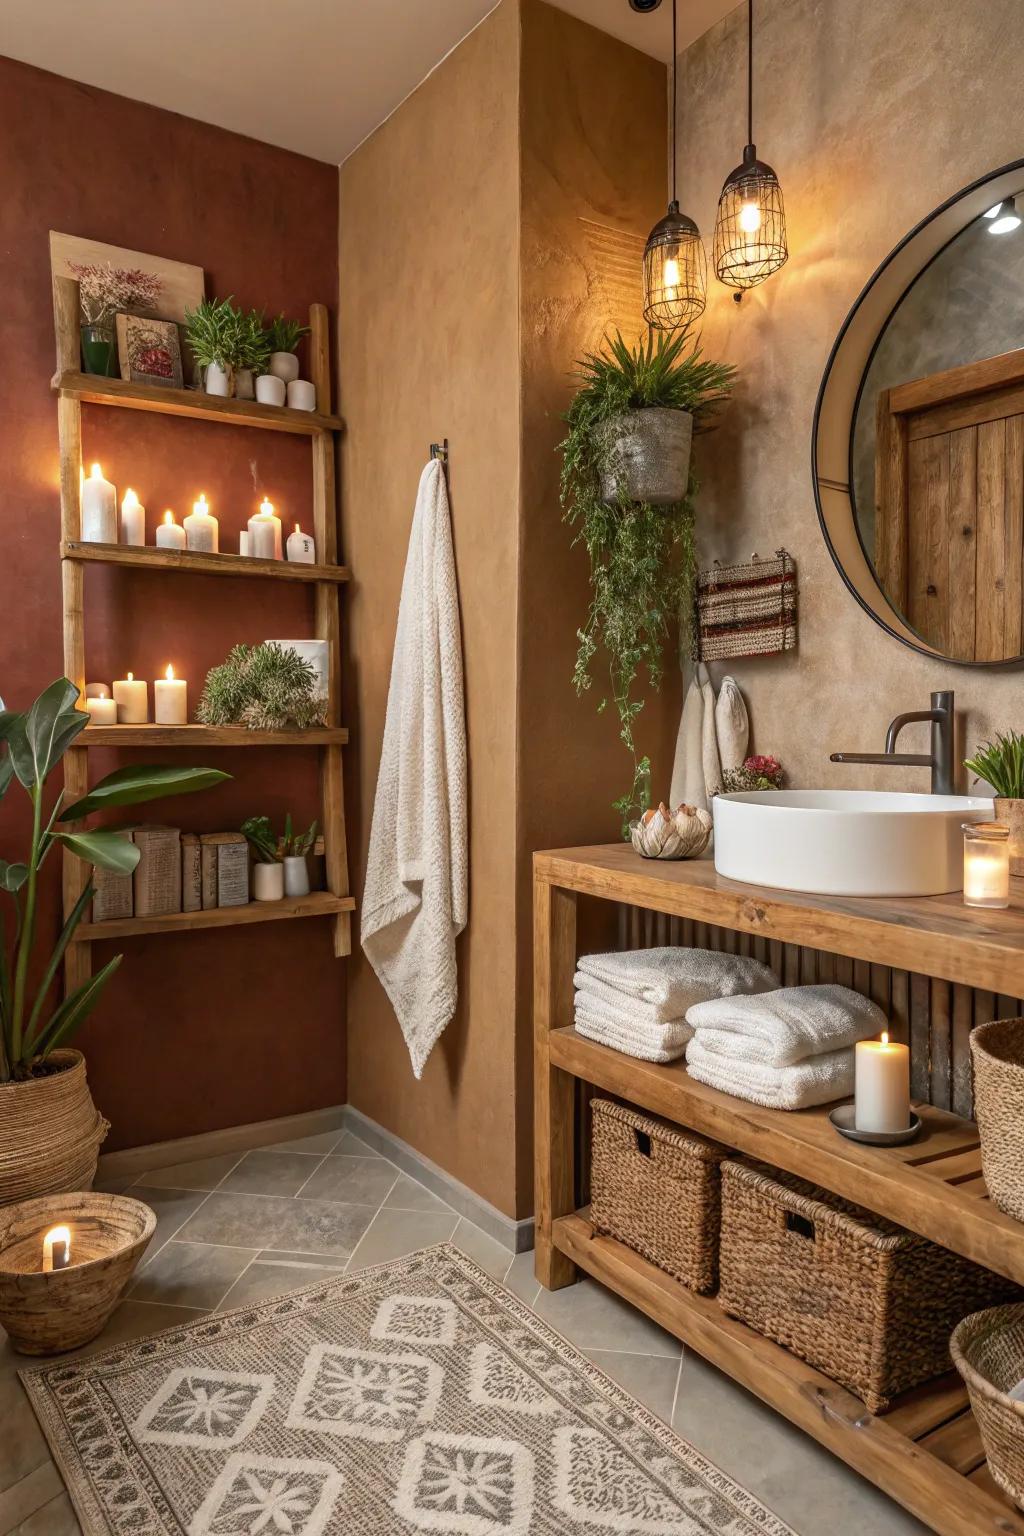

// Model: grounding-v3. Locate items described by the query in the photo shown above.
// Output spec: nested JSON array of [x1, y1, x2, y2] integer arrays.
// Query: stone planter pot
[[204, 361, 234, 398], [269, 350, 300, 384], [0, 1051, 109, 1207], [284, 855, 310, 898], [253, 861, 285, 902], [995, 798, 1024, 876], [287, 379, 316, 412], [597, 407, 693, 507], [235, 367, 255, 400], [256, 374, 286, 407]]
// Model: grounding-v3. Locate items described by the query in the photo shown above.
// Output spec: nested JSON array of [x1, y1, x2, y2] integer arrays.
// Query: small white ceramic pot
[[283, 854, 310, 898], [287, 379, 316, 412], [235, 368, 255, 400], [255, 374, 286, 407], [253, 861, 284, 901], [269, 351, 300, 383], [205, 362, 234, 398]]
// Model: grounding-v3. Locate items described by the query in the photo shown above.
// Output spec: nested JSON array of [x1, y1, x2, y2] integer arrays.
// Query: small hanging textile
[[696, 549, 797, 661]]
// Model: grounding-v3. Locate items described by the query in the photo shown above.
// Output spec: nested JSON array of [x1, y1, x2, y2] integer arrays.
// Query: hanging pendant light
[[643, 0, 706, 330], [713, 0, 788, 291]]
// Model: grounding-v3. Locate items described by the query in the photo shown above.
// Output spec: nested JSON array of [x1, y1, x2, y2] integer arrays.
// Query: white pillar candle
[[112, 672, 149, 724], [81, 462, 117, 543], [854, 1032, 910, 1133], [184, 493, 219, 553], [85, 696, 117, 725], [239, 530, 250, 556], [84, 682, 111, 699], [156, 510, 187, 550], [154, 664, 187, 725], [286, 523, 316, 564], [247, 497, 282, 560], [120, 487, 145, 547]]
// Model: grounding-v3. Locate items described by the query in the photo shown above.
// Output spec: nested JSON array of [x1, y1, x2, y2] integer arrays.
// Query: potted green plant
[[965, 731, 1024, 873], [235, 309, 272, 401], [183, 296, 247, 398], [560, 329, 734, 834], [242, 813, 318, 899], [68, 262, 163, 378], [197, 642, 328, 731], [265, 314, 310, 385], [0, 679, 227, 1203]]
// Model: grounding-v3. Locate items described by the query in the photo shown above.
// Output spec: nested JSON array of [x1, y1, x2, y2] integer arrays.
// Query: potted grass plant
[[184, 297, 247, 397], [0, 680, 227, 1203], [966, 730, 1024, 874], [235, 309, 272, 401], [559, 329, 734, 833], [265, 314, 310, 385]]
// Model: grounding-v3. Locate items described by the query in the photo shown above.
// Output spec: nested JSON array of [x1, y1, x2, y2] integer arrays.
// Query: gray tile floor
[[0, 1123, 931, 1536]]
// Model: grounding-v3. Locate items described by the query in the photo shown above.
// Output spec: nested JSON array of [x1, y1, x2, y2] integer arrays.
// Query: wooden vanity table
[[534, 844, 1024, 1536]]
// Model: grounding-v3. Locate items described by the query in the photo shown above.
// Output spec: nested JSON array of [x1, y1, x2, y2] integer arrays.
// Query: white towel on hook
[[700, 663, 723, 799], [670, 671, 706, 810], [361, 460, 468, 1078]]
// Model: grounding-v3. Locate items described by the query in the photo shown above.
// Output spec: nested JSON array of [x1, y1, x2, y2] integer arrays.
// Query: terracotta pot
[[0, 1051, 109, 1207], [994, 798, 1024, 876], [596, 407, 693, 507]]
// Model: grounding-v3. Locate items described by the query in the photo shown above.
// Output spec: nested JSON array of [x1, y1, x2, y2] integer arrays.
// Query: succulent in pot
[[965, 731, 1024, 874]]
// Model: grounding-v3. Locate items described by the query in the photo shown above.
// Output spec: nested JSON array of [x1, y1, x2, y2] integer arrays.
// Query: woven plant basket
[[590, 1099, 728, 1293], [951, 1304, 1024, 1507], [718, 1160, 1017, 1413], [972, 1019, 1024, 1222], [0, 1051, 108, 1207]]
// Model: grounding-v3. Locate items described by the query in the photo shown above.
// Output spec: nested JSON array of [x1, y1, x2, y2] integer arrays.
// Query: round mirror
[[814, 160, 1024, 668]]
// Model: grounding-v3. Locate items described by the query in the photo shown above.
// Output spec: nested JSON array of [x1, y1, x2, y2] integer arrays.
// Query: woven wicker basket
[[972, 1019, 1024, 1223], [718, 1160, 1017, 1412], [590, 1099, 728, 1293], [951, 1304, 1024, 1506], [0, 1051, 108, 1207]]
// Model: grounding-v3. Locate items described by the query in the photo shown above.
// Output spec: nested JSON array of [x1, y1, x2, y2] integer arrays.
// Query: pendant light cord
[[670, 0, 677, 203], [747, 0, 753, 148]]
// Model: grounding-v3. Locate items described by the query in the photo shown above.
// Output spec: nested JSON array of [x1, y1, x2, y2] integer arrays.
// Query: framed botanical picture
[[116, 313, 184, 389]]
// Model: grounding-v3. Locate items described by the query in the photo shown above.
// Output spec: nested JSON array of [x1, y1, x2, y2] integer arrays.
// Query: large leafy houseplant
[[0, 679, 228, 1082], [559, 329, 735, 834]]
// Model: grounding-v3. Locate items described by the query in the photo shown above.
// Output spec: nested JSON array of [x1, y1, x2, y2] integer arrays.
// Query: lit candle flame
[[127, 671, 134, 682], [259, 498, 275, 517], [123, 488, 139, 509], [42, 1225, 71, 1273], [881, 1031, 889, 1047], [165, 664, 174, 681], [89, 463, 103, 480], [194, 494, 209, 514], [294, 523, 301, 534], [163, 510, 175, 525]]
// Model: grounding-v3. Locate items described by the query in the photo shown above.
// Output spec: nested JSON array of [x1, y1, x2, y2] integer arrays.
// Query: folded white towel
[[575, 1003, 692, 1064], [574, 983, 687, 1035], [686, 984, 885, 1067], [577, 947, 777, 1024], [686, 1036, 854, 1110]]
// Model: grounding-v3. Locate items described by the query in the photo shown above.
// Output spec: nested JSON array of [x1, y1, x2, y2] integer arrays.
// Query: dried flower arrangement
[[69, 262, 163, 326], [721, 754, 785, 793], [197, 642, 328, 732]]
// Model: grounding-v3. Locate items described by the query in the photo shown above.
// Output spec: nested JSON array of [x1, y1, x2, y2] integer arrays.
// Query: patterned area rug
[[21, 1245, 793, 1535]]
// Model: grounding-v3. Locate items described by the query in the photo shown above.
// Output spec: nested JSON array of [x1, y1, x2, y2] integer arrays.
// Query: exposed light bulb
[[739, 200, 762, 234], [989, 203, 1021, 235], [663, 256, 680, 289]]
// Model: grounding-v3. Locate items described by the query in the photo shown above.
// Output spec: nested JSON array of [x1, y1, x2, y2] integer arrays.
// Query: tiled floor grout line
[[341, 1184, 399, 1276], [210, 1253, 262, 1313], [289, 1148, 343, 1199], [669, 1353, 685, 1427]]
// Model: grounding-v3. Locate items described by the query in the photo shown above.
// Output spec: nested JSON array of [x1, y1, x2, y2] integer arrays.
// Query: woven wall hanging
[[696, 548, 797, 661]]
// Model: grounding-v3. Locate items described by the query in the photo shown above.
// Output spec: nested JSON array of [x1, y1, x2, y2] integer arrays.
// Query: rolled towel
[[686, 1035, 854, 1111], [577, 947, 777, 1024], [699, 663, 724, 799], [575, 1003, 691, 1064], [715, 675, 748, 773], [686, 984, 885, 1067], [670, 673, 706, 810]]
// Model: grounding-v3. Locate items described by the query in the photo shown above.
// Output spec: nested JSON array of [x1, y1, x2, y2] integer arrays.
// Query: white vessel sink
[[713, 790, 993, 897]]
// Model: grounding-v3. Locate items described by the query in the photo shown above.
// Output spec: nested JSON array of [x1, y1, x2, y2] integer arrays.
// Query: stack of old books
[[91, 828, 250, 923]]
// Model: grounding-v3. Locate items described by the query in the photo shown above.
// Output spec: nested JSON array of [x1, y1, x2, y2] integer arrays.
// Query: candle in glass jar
[[42, 1225, 71, 1273], [184, 493, 218, 553], [120, 487, 145, 546], [154, 665, 187, 725], [112, 672, 148, 723], [963, 822, 1010, 909], [156, 510, 186, 550], [81, 462, 117, 543], [286, 523, 315, 564], [854, 1032, 910, 1133], [85, 696, 117, 725], [247, 498, 282, 560]]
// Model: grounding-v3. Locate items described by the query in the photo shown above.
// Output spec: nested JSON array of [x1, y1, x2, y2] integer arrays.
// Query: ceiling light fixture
[[712, 0, 788, 293], [987, 197, 1021, 234], [641, 0, 706, 331]]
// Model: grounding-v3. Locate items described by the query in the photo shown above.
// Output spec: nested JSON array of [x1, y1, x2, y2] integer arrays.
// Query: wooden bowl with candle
[[0, 1192, 155, 1355]]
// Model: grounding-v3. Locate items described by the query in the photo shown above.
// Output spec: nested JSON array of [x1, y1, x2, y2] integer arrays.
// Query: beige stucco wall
[[676, 0, 1024, 785]]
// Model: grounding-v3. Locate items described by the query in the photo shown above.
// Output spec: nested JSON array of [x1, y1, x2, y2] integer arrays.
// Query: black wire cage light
[[712, 0, 788, 290], [642, 0, 706, 329]]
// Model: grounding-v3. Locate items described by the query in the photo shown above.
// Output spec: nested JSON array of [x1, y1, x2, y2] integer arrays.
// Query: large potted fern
[[560, 329, 734, 833], [0, 680, 227, 1204]]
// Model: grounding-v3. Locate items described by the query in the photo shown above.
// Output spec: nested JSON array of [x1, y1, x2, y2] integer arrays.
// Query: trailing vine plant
[[559, 329, 734, 836]]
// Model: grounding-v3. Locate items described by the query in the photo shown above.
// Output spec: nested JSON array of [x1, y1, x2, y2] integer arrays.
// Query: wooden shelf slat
[[79, 724, 348, 748], [62, 541, 349, 585], [75, 891, 355, 941], [553, 1214, 1023, 1536], [53, 370, 343, 435], [535, 844, 1024, 995]]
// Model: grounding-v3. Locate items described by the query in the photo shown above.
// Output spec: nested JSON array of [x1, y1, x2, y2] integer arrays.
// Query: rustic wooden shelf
[[52, 369, 344, 435], [62, 541, 349, 585], [79, 724, 348, 748], [554, 1213, 1023, 1536], [75, 891, 355, 942]]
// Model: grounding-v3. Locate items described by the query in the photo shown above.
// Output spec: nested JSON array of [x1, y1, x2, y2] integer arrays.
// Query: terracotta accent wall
[[0, 55, 344, 1148], [674, 0, 1024, 784], [341, 0, 666, 1219]]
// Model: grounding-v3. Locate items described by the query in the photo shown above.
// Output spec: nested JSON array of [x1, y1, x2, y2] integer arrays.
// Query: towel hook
[[430, 438, 449, 465]]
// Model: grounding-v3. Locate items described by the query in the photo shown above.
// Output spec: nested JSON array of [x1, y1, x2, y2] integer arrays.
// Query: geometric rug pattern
[[21, 1246, 794, 1535]]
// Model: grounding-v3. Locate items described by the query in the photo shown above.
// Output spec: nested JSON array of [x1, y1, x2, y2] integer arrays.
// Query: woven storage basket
[[951, 1304, 1024, 1506], [972, 1019, 1024, 1222], [590, 1099, 728, 1293], [718, 1160, 1017, 1413], [0, 1051, 108, 1207]]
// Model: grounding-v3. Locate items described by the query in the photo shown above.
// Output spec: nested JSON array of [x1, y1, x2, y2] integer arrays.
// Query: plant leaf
[[31, 955, 122, 1061], [61, 764, 230, 821], [22, 882, 95, 1051], [0, 861, 28, 893], [2, 680, 88, 788], [55, 829, 141, 874]]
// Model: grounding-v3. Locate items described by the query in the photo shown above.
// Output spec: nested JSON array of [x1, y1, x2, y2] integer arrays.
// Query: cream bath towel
[[575, 1003, 692, 1064], [670, 673, 706, 810], [686, 1036, 855, 1110], [576, 947, 777, 1023], [361, 460, 468, 1078], [700, 663, 724, 799], [686, 984, 885, 1067]]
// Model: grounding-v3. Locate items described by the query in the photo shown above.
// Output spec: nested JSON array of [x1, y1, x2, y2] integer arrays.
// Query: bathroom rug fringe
[[696, 549, 797, 662]]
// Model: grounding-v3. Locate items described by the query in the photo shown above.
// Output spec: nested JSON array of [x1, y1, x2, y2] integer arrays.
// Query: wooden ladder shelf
[[52, 274, 353, 984]]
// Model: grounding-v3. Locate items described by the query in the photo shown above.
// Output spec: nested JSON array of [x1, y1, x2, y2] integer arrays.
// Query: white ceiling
[[0, 0, 735, 164]]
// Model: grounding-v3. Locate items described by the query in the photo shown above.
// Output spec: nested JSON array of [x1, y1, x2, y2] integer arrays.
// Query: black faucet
[[829, 690, 956, 796]]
